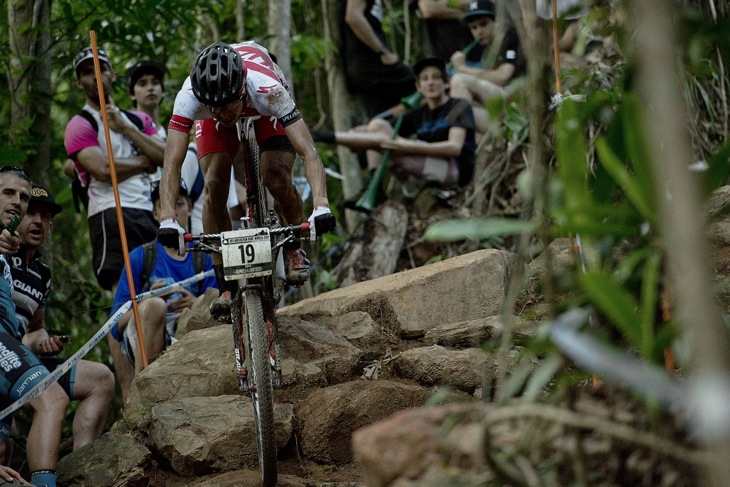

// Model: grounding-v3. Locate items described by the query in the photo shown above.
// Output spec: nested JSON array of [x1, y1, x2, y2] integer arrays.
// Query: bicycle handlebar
[[184, 222, 311, 243]]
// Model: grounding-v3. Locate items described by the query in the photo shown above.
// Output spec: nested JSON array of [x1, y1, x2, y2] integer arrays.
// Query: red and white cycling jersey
[[169, 41, 298, 135]]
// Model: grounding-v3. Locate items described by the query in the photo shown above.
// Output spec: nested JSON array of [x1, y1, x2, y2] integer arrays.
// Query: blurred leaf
[[425, 218, 536, 242], [639, 251, 661, 360], [596, 137, 655, 223], [522, 352, 564, 402], [556, 99, 590, 210], [578, 270, 642, 347]]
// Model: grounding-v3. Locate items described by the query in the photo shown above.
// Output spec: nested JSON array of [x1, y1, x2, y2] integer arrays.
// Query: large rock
[[176, 287, 221, 337], [281, 249, 512, 337], [423, 315, 529, 348], [297, 380, 434, 465], [125, 325, 237, 424], [707, 185, 730, 276], [386, 345, 496, 394], [57, 430, 154, 487], [279, 315, 363, 384], [147, 395, 294, 475], [352, 403, 487, 487]]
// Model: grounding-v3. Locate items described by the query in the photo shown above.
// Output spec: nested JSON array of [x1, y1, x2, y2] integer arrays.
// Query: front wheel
[[244, 290, 278, 486]]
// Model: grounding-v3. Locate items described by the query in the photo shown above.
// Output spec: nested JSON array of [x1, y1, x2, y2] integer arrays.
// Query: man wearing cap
[[127, 61, 166, 139], [449, 0, 525, 134], [10, 186, 115, 452], [63, 46, 166, 403], [111, 180, 216, 391], [314, 57, 476, 200]]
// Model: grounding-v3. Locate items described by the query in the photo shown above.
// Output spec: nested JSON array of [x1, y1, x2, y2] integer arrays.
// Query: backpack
[[139, 241, 208, 296], [71, 109, 147, 213]]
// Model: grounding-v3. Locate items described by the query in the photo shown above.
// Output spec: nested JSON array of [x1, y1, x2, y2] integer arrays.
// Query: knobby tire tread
[[245, 292, 277, 486]]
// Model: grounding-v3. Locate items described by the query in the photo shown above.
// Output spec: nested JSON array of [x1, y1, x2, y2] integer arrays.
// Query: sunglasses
[[0, 165, 31, 181]]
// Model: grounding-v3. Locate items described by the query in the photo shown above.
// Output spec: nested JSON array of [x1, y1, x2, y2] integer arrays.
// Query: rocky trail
[[54, 232, 704, 486]]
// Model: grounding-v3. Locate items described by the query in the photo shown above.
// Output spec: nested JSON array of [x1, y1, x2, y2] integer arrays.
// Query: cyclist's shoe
[[210, 290, 233, 324], [284, 248, 310, 287]]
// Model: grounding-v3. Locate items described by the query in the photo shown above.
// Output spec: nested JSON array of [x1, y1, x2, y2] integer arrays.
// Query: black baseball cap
[[150, 179, 188, 203], [413, 57, 447, 77], [73, 47, 113, 76], [30, 185, 63, 216], [126, 61, 166, 94], [461, 0, 496, 23]]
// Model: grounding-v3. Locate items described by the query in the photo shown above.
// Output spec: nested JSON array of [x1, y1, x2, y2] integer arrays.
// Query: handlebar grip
[[184, 233, 193, 242]]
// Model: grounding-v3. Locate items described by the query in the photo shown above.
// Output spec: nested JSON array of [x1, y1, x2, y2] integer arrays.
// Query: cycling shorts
[[195, 118, 294, 160], [0, 333, 49, 442]]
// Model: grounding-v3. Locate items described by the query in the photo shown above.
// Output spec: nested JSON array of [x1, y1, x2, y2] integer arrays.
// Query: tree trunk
[[267, 0, 292, 94], [337, 201, 408, 286], [322, 0, 364, 232], [7, 0, 52, 187], [236, 0, 246, 40]]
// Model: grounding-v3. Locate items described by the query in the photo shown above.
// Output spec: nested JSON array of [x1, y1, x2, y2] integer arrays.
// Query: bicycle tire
[[245, 290, 278, 486]]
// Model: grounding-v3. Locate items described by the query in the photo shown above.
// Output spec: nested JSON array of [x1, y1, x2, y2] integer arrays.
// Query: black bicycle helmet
[[190, 41, 246, 107]]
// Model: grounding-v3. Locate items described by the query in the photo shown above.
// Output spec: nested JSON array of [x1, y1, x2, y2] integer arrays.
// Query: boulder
[[176, 287, 221, 337], [352, 403, 487, 487], [57, 430, 153, 487], [147, 395, 294, 475], [125, 325, 237, 425], [423, 315, 530, 348], [281, 249, 512, 337], [297, 380, 433, 465], [385, 345, 496, 394]]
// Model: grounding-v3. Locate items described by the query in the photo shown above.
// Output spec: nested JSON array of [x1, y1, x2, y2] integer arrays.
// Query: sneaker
[[284, 248, 310, 286], [210, 290, 233, 324]]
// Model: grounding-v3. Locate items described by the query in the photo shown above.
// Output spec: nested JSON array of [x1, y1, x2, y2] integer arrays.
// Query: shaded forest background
[[3, 2, 730, 482]]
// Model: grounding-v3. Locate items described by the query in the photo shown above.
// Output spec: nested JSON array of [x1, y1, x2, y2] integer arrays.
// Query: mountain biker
[[156, 41, 335, 322]]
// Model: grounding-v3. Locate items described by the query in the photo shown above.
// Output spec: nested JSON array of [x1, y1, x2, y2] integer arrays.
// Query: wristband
[[378, 46, 388, 56]]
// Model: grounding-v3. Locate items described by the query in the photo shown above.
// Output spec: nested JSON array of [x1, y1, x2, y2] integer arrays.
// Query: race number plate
[[221, 228, 273, 280]]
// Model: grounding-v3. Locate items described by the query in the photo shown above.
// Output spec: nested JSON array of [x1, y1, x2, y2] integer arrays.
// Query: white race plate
[[221, 228, 273, 280]]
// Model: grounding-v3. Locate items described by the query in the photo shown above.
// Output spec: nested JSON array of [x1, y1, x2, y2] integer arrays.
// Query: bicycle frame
[[186, 119, 298, 487]]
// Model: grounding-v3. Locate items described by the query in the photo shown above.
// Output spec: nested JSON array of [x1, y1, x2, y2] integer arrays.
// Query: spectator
[[63, 47, 164, 401], [0, 166, 67, 487], [340, 0, 416, 119], [156, 41, 335, 324], [111, 181, 217, 382], [448, 0, 525, 135], [314, 57, 476, 201], [126, 61, 167, 139], [10, 185, 115, 451], [411, 0, 473, 63]]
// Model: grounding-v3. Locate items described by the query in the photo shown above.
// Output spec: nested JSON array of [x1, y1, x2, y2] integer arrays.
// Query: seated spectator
[[110, 181, 217, 384], [448, 0, 525, 135], [0, 167, 67, 487], [314, 57, 476, 201], [10, 185, 115, 451]]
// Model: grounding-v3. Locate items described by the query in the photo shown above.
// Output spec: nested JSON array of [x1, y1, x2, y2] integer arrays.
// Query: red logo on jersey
[[256, 84, 278, 94]]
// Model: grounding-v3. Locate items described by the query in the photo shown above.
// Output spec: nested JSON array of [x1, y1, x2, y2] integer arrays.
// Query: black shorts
[[39, 357, 76, 398], [89, 208, 158, 290], [0, 333, 49, 441]]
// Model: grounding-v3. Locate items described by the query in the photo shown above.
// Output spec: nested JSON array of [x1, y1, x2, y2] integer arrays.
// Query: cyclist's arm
[[284, 119, 330, 209], [159, 129, 190, 221], [76, 146, 155, 182]]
